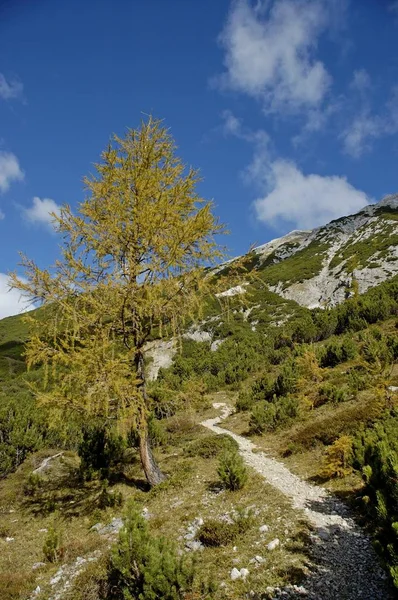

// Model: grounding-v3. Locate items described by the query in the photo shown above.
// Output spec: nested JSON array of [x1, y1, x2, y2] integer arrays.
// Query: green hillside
[[1, 271, 398, 599]]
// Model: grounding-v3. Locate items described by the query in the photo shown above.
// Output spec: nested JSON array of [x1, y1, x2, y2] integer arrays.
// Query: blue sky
[[1, 0, 398, 317]]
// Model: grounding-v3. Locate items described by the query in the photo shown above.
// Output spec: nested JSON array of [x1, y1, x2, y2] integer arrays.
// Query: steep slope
[[245, 193, 398, 308]]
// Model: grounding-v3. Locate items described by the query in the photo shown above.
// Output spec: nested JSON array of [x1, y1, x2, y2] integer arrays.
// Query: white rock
[[266, 538, 280, 551], [259, 524, 269, 533], [5, 536, 14, 542], [39, 528, 48, 533], [185, 540, 203, 552], [255, 555, 264, 563], [240, 568, 249, 580], [230, 567, 241, 581], [32, 562, 46, 570]]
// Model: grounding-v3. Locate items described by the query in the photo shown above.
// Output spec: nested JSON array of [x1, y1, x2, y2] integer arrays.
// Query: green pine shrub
[[106, 504, 215, 599], [352, 416, 398, 588], [317, 383, 349, 406], [98, 480, 123, 509], [184, 434, 238, 458], [217, 450, 247, 491], [236, 390, 255, 412], [23, 472, 44, 496], [249, 396, 300, 433], [43, 526, 63, 563], [78, 425, 126, 481]]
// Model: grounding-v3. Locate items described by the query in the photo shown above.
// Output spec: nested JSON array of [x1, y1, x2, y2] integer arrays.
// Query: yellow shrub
[[319, 435, 353, 479]]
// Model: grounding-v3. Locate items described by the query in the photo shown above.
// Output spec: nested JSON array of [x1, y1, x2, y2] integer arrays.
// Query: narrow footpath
[[201, 402, 394, 600]]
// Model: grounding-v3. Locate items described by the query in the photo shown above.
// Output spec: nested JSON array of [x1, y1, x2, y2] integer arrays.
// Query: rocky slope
[[245, 193, 398, 308]]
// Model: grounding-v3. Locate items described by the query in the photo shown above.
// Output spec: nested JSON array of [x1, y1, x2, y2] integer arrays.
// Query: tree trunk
[[139, 429, 166, 487], [136, 349, 166, 487]]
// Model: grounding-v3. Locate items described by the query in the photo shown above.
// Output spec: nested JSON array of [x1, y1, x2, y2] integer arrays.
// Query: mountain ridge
[[238, 192, 398, 308]]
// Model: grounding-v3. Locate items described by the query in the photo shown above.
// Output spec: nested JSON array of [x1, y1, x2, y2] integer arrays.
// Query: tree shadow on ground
[[23, 456, 149, 518], [292, 497, 396, 599]]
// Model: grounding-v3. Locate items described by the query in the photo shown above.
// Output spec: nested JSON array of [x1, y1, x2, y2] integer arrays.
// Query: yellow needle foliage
[[10, 116, 226, 456]]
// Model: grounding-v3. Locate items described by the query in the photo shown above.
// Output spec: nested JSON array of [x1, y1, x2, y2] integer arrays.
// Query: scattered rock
[[259, 524, 269, 533], [32, 562, 46, 570], [266, 539, 280, 551], [240, 568, 249, 580], [202, 403, 396, 598], [5, 536, 14, 542], [230, 567, 241, 581], [97, 517, 123, 536], [32, 452, 64, 475], [185, 540, 203, 552]]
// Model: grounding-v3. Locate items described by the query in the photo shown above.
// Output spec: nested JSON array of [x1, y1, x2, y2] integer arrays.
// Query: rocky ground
[[201, 403, 394, 600]]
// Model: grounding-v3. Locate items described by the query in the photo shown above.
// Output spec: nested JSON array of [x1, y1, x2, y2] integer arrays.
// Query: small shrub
[[198, 510, 254, 547], [236, 391, 254, 412], [98, 481, 123, 509], [198, 520, 239, 547], [23, 472, 43, 496], [274, 363, 298, 397], [43, 526, 63, 563], [165, 412, 197, 435], [128, 414, 168, 448], [249, 395, 300, 433], [319, 436, 353, 479], [250, 402, 278, 433], [218, 450, 247, 491], [78, 425, 125, 481], [184, 434, 238, 458], [317, 383, 349, 406], [106, 503, 215, 599]]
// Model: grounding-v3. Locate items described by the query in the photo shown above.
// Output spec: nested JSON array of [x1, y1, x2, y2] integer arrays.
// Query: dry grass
[[0, 409, 312, 600]]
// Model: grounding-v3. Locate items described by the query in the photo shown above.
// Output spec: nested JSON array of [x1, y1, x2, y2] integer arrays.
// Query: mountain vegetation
[[1, 119, 398, 599]]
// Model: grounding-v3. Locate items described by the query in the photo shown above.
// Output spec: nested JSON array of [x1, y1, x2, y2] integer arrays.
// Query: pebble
[[267, 539, 280, 551], [240, 568, 249, 580], [202, 403, 395, 599]]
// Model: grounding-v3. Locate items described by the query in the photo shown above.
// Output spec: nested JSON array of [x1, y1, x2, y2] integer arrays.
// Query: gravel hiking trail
[[201, 401, 394, 600]]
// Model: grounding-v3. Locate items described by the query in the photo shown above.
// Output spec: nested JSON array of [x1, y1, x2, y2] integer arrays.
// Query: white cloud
[[350, 68, 371, 93], [0, 73, 23, 101], [340, 111, 383, 158], [0, 273, 31, 319], [253, 160, 371, 229], [340, 85, 398, 158], [23, 197, 62, 230], [221, 110, 370, 230], [215, 0, 331, 114], [0, 151, 24, 194]]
